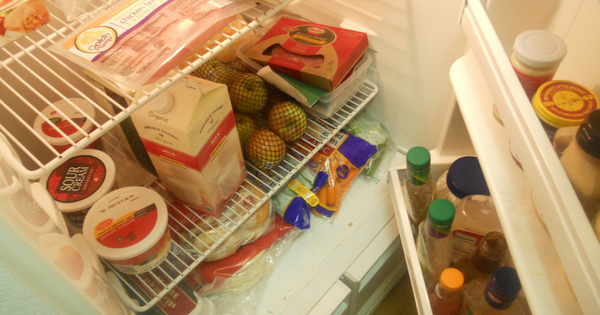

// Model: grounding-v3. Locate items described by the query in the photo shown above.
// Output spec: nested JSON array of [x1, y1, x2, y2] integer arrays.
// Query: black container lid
[[576, 110, 600, 159], [446, 156, 490, 199]]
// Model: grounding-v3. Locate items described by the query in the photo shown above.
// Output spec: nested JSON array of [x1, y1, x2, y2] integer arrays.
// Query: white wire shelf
[[98, 81, 378, 312], [0, 0, 293, 180]]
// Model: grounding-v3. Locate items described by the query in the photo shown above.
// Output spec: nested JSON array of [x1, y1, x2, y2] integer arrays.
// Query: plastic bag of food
[[183, 216, 298, 296], [1, 0, 51, 47], [270, 166, 329, 229], [50, 0, 256, 90], [308, 130, 377, 219], [343, 111, 392, 182], [169, 182, 274, 262]]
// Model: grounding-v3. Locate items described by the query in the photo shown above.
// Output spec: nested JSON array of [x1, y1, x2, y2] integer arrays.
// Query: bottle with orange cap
[[428, 268, 464, 315]]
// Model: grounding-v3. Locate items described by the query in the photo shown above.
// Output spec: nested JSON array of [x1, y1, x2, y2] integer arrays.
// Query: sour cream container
[[83, 186, 171, 275], [33, 98, 102, 153], [40, 149, 116, 233]]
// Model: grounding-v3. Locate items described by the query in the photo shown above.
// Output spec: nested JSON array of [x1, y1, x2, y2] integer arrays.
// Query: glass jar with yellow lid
[[532, 80, 599, 140]]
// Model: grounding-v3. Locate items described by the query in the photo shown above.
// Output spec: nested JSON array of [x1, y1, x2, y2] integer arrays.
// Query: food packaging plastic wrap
[[343, 111, 392, 183], [47, 0, 104, 21], [169, 182, 274, 262], [183, 216, 298, 297], [1, 0, 51, 47], [270, 166, 328, 229], [50, 0, 256, 90], [115, 270, 216, 315], [307, 130, 377, 220]]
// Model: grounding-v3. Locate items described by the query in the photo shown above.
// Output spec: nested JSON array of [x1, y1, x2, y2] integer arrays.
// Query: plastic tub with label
[[39, 233, 104, 301], [33, 98, 102, 153], [10, 182, 66, 235], [40, 149, 116, 234], [235, 16, 372, 119], [83, 186, 171, 275]]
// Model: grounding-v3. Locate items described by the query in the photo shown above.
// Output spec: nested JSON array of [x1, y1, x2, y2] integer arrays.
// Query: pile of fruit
[[193, 59, 308, 170]]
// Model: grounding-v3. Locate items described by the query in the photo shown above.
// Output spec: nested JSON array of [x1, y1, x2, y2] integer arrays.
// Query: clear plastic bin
[[236, 16, 372, 119]]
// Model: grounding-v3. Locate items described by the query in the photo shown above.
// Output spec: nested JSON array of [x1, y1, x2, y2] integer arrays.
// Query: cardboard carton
[[245, 17, 368, 91]]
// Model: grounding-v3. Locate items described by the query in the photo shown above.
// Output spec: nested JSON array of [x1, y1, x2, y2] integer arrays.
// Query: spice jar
[[532, 80, 599, 140], [511, 30, 567, 99]]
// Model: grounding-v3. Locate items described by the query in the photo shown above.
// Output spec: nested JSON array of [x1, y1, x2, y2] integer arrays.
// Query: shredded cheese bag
[[307, 130, 377, 218]]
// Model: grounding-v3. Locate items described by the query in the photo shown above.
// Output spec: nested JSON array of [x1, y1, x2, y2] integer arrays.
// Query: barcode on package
[[209, 0, 233, 8]]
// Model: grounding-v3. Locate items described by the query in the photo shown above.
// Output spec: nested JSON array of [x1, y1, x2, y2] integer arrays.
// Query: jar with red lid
[[33, 98, 102, 153]]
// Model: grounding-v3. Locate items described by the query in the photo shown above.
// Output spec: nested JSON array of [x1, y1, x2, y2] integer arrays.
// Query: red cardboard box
[[245, 17, 368, 91]]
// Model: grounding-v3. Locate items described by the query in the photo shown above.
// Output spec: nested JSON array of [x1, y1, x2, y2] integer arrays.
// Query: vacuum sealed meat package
[[51, 0, 255, 90]]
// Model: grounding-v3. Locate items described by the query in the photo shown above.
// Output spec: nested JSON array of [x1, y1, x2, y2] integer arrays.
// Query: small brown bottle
[[453, 231, 508, 284]]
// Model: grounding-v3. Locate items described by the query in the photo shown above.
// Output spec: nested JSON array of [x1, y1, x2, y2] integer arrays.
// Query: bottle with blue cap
[[435, 157, 503, 265], [435, 156, 490, 206], [460, 266, 525, 315], [404, 146, 434, 236], [416, 199, 456, 288]]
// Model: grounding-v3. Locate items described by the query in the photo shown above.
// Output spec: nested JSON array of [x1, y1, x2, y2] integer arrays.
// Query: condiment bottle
[[404, 146, 434, 236], [460, 267, 525, 315], [428, 268, 464, 315], [417, 199, 455, 288], [511, 30, 567, 100], [560, 109, 600, 219], [532, 80, 599, 141], [450, 195, 502, 265], [435, 156, 490, 207], [553, 125, 579, 157], [453, 231, 508, 284]]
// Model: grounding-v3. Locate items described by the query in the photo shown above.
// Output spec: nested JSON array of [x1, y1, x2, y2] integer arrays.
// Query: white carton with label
[[131, 76, 246, 217]]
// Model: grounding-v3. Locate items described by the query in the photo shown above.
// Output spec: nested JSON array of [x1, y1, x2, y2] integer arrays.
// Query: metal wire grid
[[98, 81, 377, 311], [0, 0, 292, 179]]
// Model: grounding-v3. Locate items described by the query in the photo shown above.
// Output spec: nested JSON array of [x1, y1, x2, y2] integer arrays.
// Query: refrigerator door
[[459, 0, 600, 313], [0, 137, 128, 315], [389, 0, 600, 314]]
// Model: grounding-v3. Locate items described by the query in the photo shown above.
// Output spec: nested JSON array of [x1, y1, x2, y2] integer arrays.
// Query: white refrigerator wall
[[287, 0, 469, 152], [486, 0, 600, 97]]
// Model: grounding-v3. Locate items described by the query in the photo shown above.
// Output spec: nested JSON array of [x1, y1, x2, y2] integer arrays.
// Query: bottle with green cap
[[416, 199, 456, 288], [404, 146, 434, 236]]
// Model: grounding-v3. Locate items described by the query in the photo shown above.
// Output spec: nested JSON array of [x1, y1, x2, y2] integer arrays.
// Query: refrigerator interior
[[1, 0, 600, 314]]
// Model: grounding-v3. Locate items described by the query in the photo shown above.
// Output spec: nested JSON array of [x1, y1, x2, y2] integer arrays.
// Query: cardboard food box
[[245, 17, 368, 91], [1, 0, 50, 47]]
